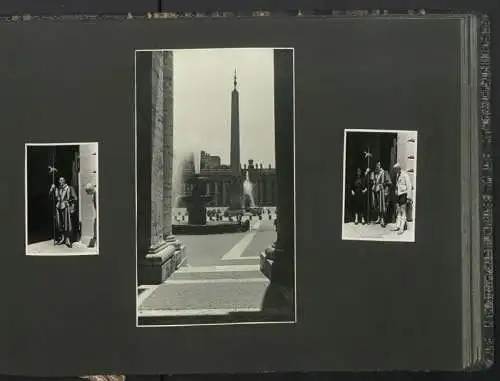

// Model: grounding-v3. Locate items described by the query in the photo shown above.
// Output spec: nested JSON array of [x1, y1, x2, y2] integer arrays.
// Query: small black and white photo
[[135, 48, 295, 326], [25, 143, 99, 255], [342, 129, 417, 242]]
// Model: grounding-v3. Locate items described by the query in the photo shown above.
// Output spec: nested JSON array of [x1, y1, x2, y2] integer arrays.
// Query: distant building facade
[[200, 150, 222, 170], [179, 155, 278, 207]]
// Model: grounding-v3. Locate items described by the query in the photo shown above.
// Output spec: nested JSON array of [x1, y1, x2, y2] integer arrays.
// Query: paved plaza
[[137, 211, 292, 325], [26, 239, 98, 255], [342, 221, 415, 242]]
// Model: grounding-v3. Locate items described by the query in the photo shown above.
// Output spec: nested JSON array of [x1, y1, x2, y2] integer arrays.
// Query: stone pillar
[[220, 181, 223, 206], [137, 50, 185, 285], [270, 180, 275, 205], [221, 181, 226, 206], [255, 180, 260, 205], [259, 178, 266, 206], [267, 178, 273, 206], [225, 181, 230, 207], [260, 49, 295, 292], [78, 143, 98, 247], [162, 50, 185, 269], [214, 181, 219, 206], [264, 178, 270, 206]]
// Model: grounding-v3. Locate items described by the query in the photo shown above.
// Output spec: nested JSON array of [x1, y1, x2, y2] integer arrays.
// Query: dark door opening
[[27, 145, 80, 245], [344, 132, 397, 222]]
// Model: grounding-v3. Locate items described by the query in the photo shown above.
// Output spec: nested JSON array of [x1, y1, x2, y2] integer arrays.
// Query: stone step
[[169, 269, 265, 281], [138, 307, 293, 326], [175, 264, 261, 273]]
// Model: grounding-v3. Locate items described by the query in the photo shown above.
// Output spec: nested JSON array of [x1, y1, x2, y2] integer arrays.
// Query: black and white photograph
[[135, 48, 295, 326], [25, 143, 99, 255], [342, 129, 417, 242]]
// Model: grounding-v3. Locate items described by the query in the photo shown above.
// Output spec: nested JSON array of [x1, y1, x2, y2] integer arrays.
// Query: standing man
[[49, 176, 77, 248], [372, 162, 392, 227], [350, 167, 368, 225], [392, 163, 412, 234], [85, 183, 97, 247]]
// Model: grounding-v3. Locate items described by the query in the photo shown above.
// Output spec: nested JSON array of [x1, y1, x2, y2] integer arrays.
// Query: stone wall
[[78, 143, 98, 246], [396, 131, 417, 193], [397, 131, 417, 217]]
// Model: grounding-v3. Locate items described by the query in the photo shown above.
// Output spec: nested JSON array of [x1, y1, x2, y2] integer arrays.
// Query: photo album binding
[[0, 11, 493, 376]]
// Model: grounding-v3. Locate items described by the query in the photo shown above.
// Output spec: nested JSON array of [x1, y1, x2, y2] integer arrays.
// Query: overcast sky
[[172, 48, 276, 168]]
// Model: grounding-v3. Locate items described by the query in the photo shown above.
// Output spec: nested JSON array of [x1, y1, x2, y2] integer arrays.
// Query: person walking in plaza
[[350, 167, 368, 224], [392, 163, 412, 235], [371, 161, 392, 227], [49, 176, 77, 248]]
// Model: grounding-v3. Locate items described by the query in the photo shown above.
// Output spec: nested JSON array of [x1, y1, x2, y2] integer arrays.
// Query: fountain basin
[[246, 207, 263, 216], [224, 207, 262, 217], [172, 219, 250, 235]]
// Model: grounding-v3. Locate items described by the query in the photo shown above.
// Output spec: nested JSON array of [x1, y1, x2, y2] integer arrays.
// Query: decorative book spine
[[479, 14, 494, 369]]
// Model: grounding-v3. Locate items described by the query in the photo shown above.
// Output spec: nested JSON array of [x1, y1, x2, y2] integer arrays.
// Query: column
[[214, 181, 219, 206], [78, 143, 98, 247], [221, 180, 226, 206], [162, 50, 184, 267], [137, 50, 185, 285], [259, 177, 266, 206], [219, 181, 223, 206], [255, 180, 260, 205], [224, 181, 229, 206], [260, 49, 295, 291], [264, 176, 271, 205]]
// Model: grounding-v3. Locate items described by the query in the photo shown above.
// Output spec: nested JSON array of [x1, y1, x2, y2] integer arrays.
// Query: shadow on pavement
[[138, 282, 294, 326]]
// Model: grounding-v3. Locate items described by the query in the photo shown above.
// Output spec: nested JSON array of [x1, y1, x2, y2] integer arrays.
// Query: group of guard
[[349, 161, 413, 235]]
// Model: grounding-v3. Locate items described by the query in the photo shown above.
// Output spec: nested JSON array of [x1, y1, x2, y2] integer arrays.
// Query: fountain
[[243, 171, 256, 208], [172, 151, 250, 235], [180, 175, 213, 225], [242, 171, 262, 216]]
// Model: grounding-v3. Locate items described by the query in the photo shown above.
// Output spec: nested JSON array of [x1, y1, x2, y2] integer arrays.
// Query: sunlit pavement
[[342, 221, 415, 242], [26, 239, 98, 255], [137, 215, 293, 325]]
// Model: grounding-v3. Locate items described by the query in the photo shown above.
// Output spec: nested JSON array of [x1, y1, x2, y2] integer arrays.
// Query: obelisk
[[229, 70, 243, 210]]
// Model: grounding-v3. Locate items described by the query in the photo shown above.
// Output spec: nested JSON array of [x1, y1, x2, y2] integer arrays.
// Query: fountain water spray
[[172, 150, 202, 209], [243, 171, 256, 208]]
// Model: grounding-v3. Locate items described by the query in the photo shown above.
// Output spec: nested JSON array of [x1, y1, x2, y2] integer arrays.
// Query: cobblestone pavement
[[138, 217, 291, 325]]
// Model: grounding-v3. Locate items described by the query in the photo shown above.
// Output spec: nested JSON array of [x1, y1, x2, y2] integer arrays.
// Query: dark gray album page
[[0, 17, 463, 375]]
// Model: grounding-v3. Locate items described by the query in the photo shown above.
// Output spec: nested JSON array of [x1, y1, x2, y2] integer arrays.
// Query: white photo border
[[134, 47, 297, 328], [341, 128, 418, 243], [24, 142, 100, 256]]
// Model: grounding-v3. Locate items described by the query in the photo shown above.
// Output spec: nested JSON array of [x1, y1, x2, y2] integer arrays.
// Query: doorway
[[344, 132, 397, 222], [27, 145, 80, 244]]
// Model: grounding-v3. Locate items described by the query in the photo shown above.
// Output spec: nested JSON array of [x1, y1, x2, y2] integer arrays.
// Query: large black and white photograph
[[342, 129, 417, 242], [25, 143, 99, 255], [135, 48, 295, 326]]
